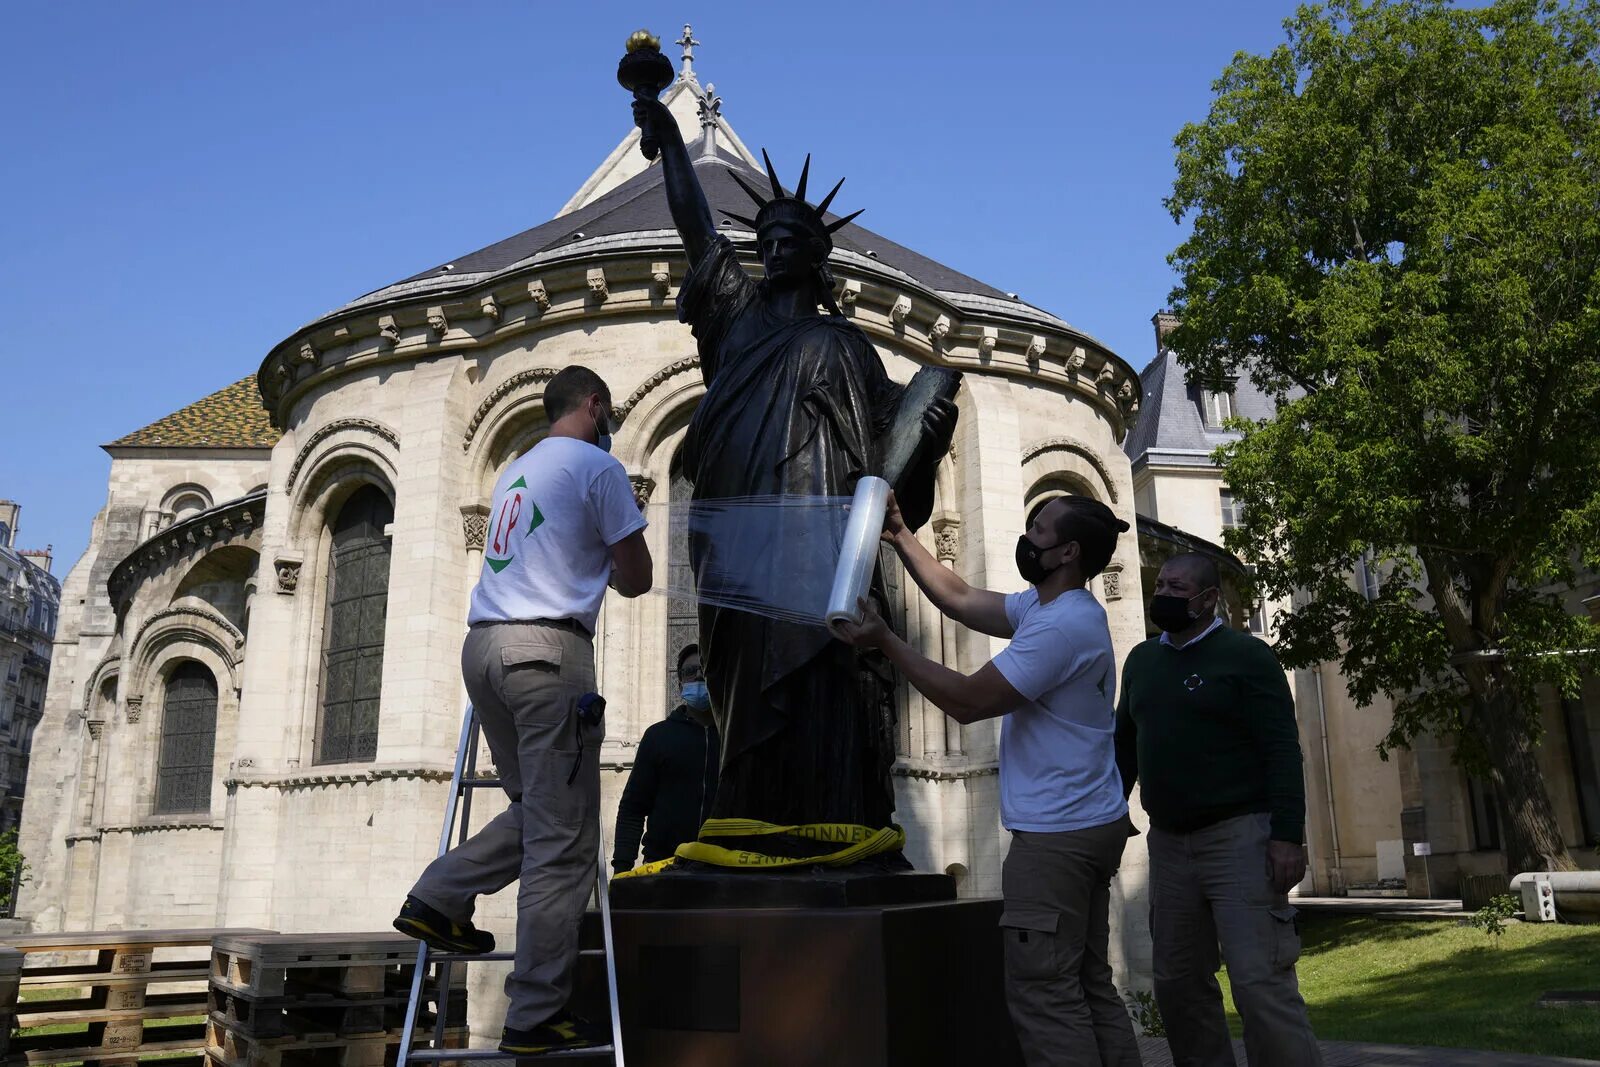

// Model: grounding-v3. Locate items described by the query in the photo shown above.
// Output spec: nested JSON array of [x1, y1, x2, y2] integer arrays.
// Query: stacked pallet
[[2, 928, 273, 1067], [206, 933, 465, 1067], [0, 946, 23, 1058]]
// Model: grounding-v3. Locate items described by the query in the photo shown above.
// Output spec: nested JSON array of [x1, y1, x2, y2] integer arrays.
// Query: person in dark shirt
[[1115, 553, 1323, 1067], [612, 644, 720, 872]]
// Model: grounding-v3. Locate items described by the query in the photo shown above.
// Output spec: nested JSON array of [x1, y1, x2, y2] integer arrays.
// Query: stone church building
[[18, 38, 1159, 1008]]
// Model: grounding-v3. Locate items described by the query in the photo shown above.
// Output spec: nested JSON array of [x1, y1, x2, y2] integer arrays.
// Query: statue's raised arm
[[630, 96, 716, 268]]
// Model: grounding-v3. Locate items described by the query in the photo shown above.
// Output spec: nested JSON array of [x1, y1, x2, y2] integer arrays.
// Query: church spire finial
[[677, 23, 701, 83]]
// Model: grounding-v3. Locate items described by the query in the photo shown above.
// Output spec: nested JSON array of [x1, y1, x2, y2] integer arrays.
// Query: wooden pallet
[[3, 929, 274, 1067], [207, 989, 465, 1040], [209, 936, 419, 1001], [204, 1020, 467, 1067], [4, 1024, 208, 1066]]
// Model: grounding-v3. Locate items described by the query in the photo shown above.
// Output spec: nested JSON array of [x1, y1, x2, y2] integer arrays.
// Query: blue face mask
[[593, 407, 614, 454], [681, 681, 710, 711]]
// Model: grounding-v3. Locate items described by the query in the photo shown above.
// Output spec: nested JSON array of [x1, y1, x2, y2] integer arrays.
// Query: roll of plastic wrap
[[825, 476, 891, 629]]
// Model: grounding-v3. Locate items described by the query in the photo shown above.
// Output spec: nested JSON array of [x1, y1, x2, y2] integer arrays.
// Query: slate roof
[[108, 375, 281, 450], [1122, 346, 1280, 467], [347, 136, 1034, 314]]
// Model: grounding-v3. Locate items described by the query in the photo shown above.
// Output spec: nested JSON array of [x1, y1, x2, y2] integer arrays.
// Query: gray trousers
[[410, 622, 601, 1030], [1001, 814, 1143, 1067], [1149, 813, 1323, 1067]]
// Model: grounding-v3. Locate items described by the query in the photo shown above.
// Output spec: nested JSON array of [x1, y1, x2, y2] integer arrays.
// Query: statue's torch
[[617, 30, 675, 161]]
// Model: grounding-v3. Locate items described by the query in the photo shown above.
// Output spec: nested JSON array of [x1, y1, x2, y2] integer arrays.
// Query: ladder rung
[[406, 1046, 614, 1061], [461, 779, 503, 789], [429, 948, 605, 964], [430, 951, 514, 962]]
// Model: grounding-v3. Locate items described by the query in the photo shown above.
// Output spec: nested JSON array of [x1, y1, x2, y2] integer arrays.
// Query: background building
[[19, 46, 1159, 1032], [0, 501, 61, 839], [1124, 313, 1600, 901]]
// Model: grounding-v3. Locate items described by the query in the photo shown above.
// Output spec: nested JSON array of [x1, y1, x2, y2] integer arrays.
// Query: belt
[[471, 617, 591, 638]]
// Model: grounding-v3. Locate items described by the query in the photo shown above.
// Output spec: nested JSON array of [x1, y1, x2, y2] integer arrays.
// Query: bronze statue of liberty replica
[[622, 36, 956, 842]]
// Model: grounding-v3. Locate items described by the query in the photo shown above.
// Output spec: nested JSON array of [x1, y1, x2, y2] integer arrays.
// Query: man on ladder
[[393, 364, 654, 1056]]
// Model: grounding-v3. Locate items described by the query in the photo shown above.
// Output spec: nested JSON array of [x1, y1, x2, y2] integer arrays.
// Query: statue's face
[[759, 224, 817, 289]]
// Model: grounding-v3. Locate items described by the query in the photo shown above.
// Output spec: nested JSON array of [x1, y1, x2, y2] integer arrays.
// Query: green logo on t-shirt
[[484, 475, 544, 574]]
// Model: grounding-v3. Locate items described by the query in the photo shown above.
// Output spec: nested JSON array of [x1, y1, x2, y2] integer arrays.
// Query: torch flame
[[626, 29, 660, 53]]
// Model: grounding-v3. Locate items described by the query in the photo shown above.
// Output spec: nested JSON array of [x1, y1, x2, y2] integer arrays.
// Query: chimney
[[1152, 310, 1180, 355], [0, 500, 18, 548], [21, 546, 52, 575]]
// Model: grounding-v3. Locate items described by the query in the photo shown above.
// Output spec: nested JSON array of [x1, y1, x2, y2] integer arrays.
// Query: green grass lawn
[[1217, 914, 1600, 1060]]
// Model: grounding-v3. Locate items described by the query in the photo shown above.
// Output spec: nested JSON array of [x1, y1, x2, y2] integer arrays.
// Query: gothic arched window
[[316, 486, 393, 764], [155, 662, 218, 814]]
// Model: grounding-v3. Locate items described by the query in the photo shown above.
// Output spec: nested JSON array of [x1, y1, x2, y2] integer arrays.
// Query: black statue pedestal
[[602, 869, 1023, 1067]]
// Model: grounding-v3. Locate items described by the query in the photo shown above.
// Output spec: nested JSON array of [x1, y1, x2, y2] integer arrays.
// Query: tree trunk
[[1475, 686, 1577, 874]]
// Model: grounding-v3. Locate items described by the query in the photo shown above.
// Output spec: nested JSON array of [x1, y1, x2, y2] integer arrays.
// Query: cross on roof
[[677, 24, 701, 82]]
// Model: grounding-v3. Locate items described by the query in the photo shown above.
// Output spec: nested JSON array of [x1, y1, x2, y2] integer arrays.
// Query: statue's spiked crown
[[726, 150, 864, 255]]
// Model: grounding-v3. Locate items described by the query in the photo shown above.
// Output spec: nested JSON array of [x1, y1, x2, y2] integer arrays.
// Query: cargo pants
[[1149, 812, 1324, 1066], [1001, 813, 1143, 1067], [410, 621, 601, 1030]]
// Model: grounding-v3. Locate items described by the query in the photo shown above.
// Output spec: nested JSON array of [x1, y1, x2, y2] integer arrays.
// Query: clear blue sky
[[0, 0, 1299, 575]]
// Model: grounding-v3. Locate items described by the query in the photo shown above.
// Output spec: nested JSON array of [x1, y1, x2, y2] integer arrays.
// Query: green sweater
[[1114, 625, 1306, 844]]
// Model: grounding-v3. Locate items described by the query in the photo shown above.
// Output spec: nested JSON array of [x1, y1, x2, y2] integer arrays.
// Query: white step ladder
[[397, 703, 625, 1064]]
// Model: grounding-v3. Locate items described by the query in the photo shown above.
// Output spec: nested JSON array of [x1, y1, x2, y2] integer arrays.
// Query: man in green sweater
[[1115, 553, 1322, 1067]]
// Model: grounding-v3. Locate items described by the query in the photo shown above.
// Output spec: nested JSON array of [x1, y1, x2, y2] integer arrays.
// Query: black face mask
[[1015, 534, 1065, 586], [1149, 590, 1216, 633]]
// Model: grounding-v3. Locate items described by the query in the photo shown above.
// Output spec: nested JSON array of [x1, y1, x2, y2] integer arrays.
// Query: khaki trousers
[[410, 622, 601, 1030], [1001, 814, 1143, 1067], [1149, 813, 1323, 1067]]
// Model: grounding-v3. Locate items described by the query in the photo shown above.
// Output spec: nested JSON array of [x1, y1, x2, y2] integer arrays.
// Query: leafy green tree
[[1166, 0, 1600, 874], [0, 830, 26, 914]]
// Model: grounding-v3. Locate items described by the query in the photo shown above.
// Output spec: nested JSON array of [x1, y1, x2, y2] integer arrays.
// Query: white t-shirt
[[466, 437, 647, 633], [991, 587, 1129, 833]]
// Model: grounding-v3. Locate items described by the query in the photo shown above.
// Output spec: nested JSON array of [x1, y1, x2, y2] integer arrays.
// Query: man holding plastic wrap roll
[[834, 492, 1141, 1067]]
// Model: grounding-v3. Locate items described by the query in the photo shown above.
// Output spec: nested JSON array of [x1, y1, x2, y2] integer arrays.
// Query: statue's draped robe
[[678, 236, 915, 829]]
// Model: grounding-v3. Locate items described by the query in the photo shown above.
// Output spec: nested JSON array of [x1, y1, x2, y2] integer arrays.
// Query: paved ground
[[1136, 1037, 1600, 1065]]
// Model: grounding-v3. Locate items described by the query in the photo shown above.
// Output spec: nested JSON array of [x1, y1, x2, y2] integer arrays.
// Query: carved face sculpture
[[759, 223, 820, 290], [428, 312, 447, 333], [588, 276, 607, 295]]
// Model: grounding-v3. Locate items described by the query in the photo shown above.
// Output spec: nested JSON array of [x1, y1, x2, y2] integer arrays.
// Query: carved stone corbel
[[1097, 363, 1118, 389], [586, 268, 609, 302], [629, 475, 656, 511], [378, 315, 400, 346], [427, 307, 449, 337], [87, 719, 105, 741], [1101, 561, 1125, 601], [275, 556, 303, 595], [460, 504, 489, 552], [480, 295, 501, 323], [527, 280, 551, 312], [839, 280, 861, 312], [295, 342, 319, 367], [1026, 335, 1047, 370], [979, 328, 998, 359], [651, 262, 671, 297], [1066, 346, 1088, 374], [932, 516, 961, 563], [890, 295, 912, 325], [125, 697, 143, 725], [929, 315, 951, 346]]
